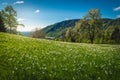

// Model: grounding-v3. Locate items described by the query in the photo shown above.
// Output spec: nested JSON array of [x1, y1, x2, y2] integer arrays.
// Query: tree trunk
[[90, 31, 94, 44], [90, 38, 94, 44]]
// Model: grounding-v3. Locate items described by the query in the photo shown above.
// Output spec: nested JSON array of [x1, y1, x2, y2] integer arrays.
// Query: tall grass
[[0, 32, 120, 80]]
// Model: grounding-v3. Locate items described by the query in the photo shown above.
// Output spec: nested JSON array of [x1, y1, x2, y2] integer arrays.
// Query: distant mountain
[[42, 18, 120, 38], [20, 31, 31, 37]]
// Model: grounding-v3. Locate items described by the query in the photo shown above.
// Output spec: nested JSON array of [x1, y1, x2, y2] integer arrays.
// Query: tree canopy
[[0, 11, 6, 32], [64, 9, 105, 43], [1, 5, 24, 34]]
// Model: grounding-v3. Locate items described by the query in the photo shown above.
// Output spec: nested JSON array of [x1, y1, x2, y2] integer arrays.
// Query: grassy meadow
[[0, 32, 120, 80]]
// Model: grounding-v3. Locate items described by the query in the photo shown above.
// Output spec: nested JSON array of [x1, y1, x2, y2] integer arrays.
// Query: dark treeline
[[63, 9, 120, 44], [0, 5, 24, 34]]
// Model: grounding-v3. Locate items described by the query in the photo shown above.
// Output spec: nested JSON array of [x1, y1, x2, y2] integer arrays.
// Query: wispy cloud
[[14, 1, 24, 5], [35, 9, 40, 13], [114, 6, 120, 11], [2, 2, 8, 5], [17, 18, 25, 22]]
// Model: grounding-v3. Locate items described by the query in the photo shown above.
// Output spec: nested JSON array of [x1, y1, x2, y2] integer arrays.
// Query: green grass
[[0, 32, 120, 80]]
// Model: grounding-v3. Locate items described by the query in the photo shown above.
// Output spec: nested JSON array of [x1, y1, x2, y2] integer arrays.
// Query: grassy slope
[[0, 32, 120, 80]]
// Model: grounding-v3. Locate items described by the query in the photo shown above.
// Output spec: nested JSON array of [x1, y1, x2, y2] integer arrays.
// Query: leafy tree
[[0, 11, 6, 32], [75, 9, 103, 43], [72, 29, 81, 42], [65, 28, 73, 42], [64, 28, 80, 42], [75, 19, 89, 42], [31, 28, 45, 38], [2, 5, 18, 33]]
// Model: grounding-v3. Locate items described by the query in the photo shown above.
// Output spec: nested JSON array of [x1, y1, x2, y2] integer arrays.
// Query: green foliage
[[63, 9, 120, 44], [65, 28, 72, 42], [111, 27, 120, 43], [2, 5, 17, 33], [64, 9, 104, 43], [0, 12, 6, 32], [75, 9, 103, 44], [64, 28, 80, 42], [0, 32, 120, 80], [1, 5, 24, 34]]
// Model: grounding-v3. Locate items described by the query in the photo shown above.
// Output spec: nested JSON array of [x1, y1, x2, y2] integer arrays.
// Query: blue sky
[[0, 0, 120, 31]]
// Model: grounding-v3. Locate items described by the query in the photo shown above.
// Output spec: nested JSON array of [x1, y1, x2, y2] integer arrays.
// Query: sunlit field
[[0, 32, 120, 80]]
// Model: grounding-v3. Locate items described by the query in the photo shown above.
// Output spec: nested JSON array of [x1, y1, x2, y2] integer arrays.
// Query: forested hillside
[[42, 19, 79, 37], [43, 18, 119, 38]]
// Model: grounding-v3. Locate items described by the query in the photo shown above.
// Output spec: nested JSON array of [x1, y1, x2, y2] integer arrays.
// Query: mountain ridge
[[42, 19, 80, 37], [43, 18, 120, 37]]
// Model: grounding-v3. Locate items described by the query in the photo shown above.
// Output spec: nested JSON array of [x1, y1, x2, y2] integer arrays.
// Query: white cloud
[[14, 1, 24, 5], [114, 6, 120, 11], [35, 9, 40, 13], [17, 18, 25, 22], [2, 2, 8, 5], [117, 15, 120, 18]]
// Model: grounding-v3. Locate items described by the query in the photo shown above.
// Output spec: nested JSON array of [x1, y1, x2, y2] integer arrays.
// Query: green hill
[[43, 18, 120, 38], [42, 19, 79, 37], [0, 32, 120, 80]]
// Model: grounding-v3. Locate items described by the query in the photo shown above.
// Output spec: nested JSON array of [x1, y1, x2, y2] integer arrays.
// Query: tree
[[65, 28, 72, 42], [0, 11, 6, 32], [75, 9, 103, 43], [31, 28, 45, 38], [2, 5, 18, 33], [111, 27, 120, 43], [65, 28, 75, 42]]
